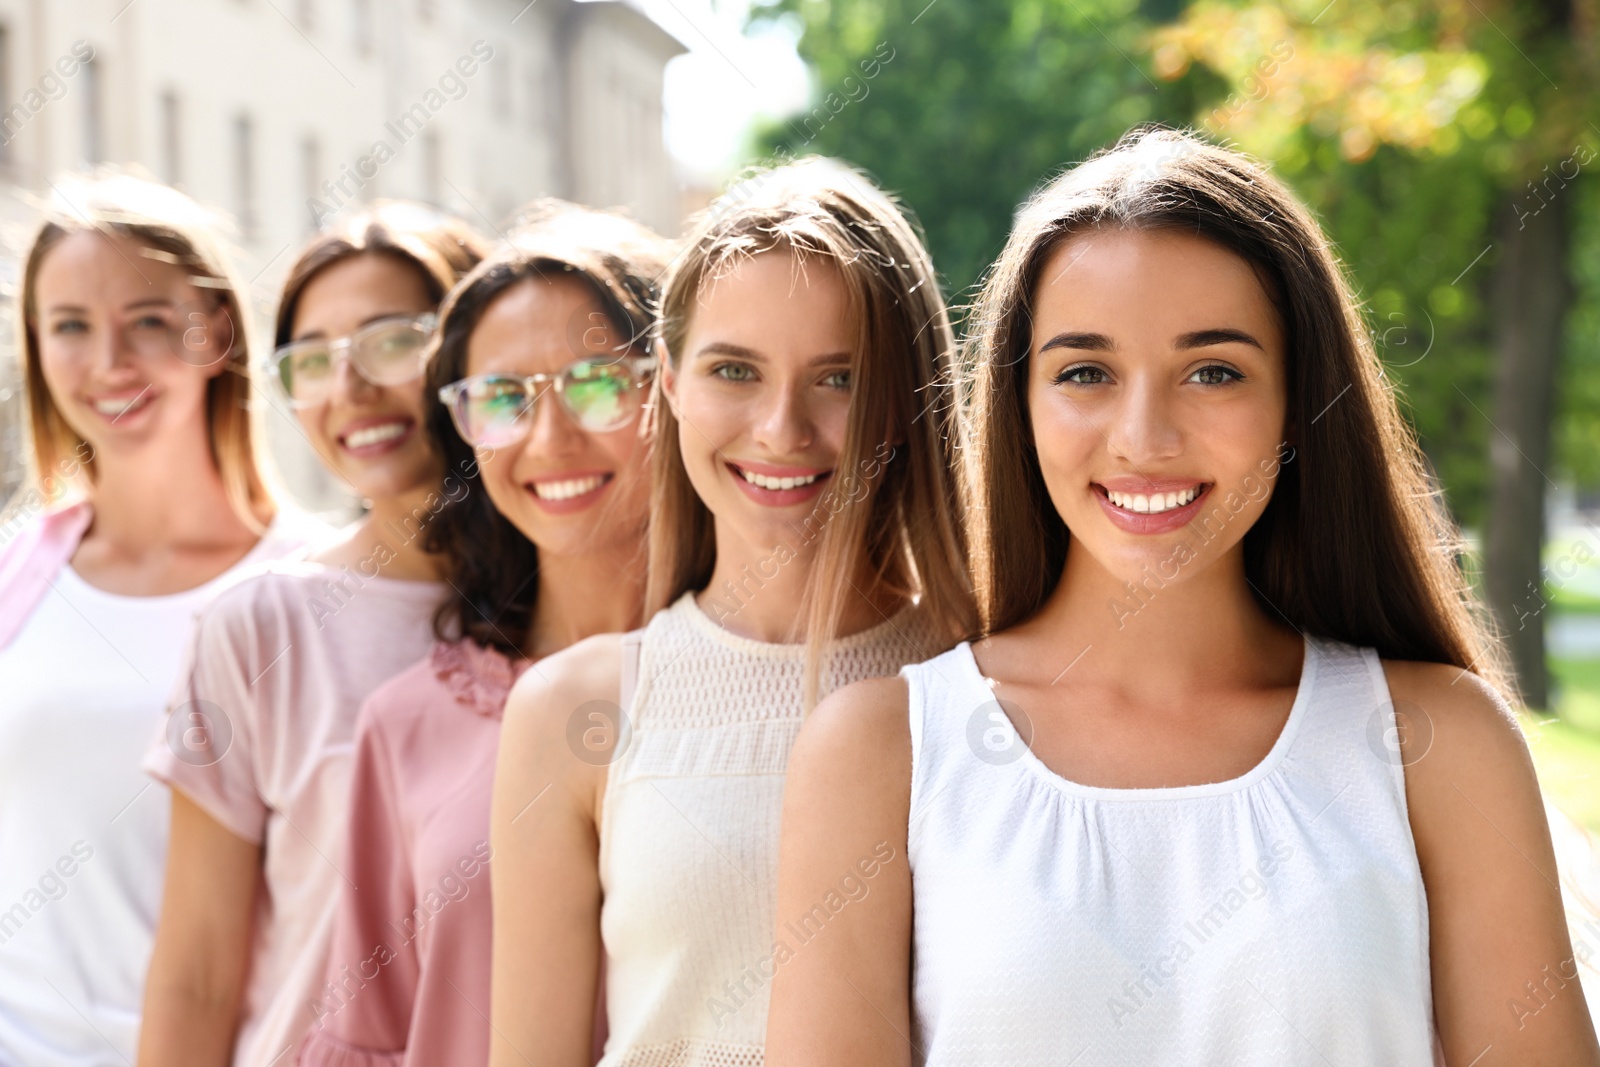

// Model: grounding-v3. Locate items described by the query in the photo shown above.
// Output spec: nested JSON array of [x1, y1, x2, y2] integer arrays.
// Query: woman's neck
[[524, 541, 648, 661], [695, 522, 905, 644], [314, 482, 446, 582], [1013, 540, 1299, 692], [85, 426, 257, 555]]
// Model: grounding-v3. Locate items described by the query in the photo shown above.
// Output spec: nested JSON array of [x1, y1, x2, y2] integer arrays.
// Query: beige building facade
[[0, 0, 683, 513]]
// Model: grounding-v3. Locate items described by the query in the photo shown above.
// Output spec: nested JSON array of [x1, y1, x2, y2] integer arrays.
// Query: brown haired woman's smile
[[1092, 480, 1213, 534]]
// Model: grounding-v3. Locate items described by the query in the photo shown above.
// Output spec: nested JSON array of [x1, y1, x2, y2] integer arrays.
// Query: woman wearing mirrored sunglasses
[[297, 200, 671, 1067], [140, 202, 489, 1067]]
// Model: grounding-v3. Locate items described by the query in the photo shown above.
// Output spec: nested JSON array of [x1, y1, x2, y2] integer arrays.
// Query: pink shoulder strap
[[0, 500, 92, 651]]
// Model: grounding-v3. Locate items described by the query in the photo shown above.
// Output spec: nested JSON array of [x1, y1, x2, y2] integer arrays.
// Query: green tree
[[752, 0, 1191, 299], [1152, 0, 1600, 707], [753, 0, 1600, 707]]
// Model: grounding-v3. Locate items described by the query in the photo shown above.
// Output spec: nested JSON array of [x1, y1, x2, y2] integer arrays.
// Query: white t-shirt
[[0, 516, 323, 1067]]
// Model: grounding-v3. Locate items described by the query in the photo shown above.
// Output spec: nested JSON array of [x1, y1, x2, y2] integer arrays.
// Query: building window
[[421, 129, 441, 205], [492, 47, 511, 121], [159, 90, 180, 185], [233, 113, 256, 239], [81, 57, 102, 164], [0, 24, 11, 169], [300, 134, 320, 232], [351, 0, 372, 55]]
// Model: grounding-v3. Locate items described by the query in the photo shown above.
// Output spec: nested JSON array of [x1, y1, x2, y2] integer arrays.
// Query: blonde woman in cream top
[[488, 158, 977, 1066]]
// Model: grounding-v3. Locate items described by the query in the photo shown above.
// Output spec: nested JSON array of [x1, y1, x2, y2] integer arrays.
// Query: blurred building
[[0, 0, 683, 515]]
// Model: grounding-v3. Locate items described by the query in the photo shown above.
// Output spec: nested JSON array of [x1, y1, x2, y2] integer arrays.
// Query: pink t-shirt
[[297, 639, 528, 1067], [143, 560, 444, 1067]]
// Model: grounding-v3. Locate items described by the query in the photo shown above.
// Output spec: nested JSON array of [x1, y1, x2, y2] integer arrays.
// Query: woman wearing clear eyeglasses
[[296, 199, 670, 1067], [139, 202, 488, 1067]]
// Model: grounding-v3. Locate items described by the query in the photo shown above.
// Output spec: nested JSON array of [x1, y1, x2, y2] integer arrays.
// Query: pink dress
[[297, 639, 528, 1067]]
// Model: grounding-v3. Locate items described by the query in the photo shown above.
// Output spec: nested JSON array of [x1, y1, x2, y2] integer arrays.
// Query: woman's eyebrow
[[1176, 327, 1264, 351], [1039, 331, 1113, 352], [696, 341, 762, 361]]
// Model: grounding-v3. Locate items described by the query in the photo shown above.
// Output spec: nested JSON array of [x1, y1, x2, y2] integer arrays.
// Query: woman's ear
[[656, 340, 681, 417]]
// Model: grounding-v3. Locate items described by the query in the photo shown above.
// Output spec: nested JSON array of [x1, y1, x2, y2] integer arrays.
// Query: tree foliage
[[750, 0, 1600, 530]]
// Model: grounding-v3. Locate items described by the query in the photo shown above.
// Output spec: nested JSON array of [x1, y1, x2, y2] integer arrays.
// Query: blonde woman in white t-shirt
[[488, 158, 978, 1067], [0, 173, 320, 1066], [767, 129, 1600, 1066]]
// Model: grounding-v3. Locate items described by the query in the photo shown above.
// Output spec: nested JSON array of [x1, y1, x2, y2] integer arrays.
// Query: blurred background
[[0, 0, 1595, 824]]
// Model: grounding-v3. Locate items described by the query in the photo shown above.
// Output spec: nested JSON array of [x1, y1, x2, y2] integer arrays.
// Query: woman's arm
[[488, 635, 618, 1067], [1390, 660, 1600, 1065], [766, 676, 916, 1067], [138, 789, 259, 1065]]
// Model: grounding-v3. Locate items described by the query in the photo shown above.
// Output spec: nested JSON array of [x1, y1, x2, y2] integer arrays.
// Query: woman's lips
[[1092, 481, 1212, 535], [726, 461, 832, 507]]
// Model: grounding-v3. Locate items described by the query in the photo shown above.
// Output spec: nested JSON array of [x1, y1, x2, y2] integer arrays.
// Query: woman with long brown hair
[[767, 128, 1600, 1065], [139, 203, 486, 1066], [0, 173, 321, 1066], [298, 201, 669, 1066], [487, 158, 976, 1066]]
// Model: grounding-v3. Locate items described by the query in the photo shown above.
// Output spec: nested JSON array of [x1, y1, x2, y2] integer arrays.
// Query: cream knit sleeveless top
[[902, 633, 1442, 1065], [598, 591, 946, 1067]]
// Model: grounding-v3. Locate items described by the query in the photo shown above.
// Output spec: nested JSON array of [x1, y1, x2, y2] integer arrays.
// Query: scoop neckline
[[955, 632, 1317, 801], [57, 516, 299, 605], [677, 589, 918, 659]]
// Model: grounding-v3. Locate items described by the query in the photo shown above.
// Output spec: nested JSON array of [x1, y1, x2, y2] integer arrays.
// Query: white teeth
[[738, 467, 820, 491], [1106, 485, 1202, 514], [93, 394, 151, 417], [532, 474, 607, 501], [343, 422, 411, 449]]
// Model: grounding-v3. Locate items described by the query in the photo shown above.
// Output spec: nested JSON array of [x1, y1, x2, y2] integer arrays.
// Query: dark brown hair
[[962, 126, 1512, 699], [423, 200, 673, 656], [275, 200, 489, 348], [650, 157, 978, 708]]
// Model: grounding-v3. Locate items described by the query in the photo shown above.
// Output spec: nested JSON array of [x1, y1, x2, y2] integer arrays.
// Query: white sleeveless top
[[902, 633, 1441, 1066], [599, 591, 947, 1067]]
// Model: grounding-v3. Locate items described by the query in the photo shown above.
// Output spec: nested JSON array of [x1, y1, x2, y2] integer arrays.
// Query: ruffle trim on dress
[[429, 639, 530, 719]]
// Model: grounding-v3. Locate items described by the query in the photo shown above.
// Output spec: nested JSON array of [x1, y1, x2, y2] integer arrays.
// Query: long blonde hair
[[18, 171, 274, 530], [648, 157, 977, 707]]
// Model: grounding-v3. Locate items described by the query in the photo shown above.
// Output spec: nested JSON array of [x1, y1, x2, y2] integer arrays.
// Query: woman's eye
[[1190, 365, 1243, 386], [712, 362, 755, 383], [51, 319, 89, 336], [822, 369, 851, 390], [1054, 365, 1108, 386]]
